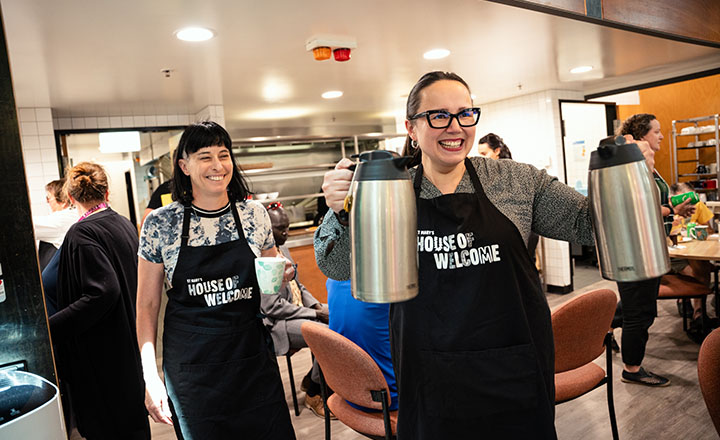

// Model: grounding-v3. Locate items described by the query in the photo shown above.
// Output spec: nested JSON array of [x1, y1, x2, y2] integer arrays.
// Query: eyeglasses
[[410, 107, 481, 129], [267, 202, 283, 210]]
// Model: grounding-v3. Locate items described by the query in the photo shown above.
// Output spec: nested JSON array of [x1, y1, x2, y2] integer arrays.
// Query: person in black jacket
[[50, 162, 150, 440]]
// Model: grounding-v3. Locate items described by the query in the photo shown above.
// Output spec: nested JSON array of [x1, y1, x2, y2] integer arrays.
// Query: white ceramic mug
[[254, 257, 285, 294]]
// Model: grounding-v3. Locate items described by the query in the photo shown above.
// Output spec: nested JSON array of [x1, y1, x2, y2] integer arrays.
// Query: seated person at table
[[669, 183, 715, 327], [261, 202, 331, 418]]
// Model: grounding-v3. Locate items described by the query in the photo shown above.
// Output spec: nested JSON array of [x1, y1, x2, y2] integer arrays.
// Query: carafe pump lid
[[589, 135, 645, 170], [355, 150, 412, 181]]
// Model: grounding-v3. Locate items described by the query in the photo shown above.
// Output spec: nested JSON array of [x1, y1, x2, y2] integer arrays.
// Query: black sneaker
[[621, 367, 670, 387]]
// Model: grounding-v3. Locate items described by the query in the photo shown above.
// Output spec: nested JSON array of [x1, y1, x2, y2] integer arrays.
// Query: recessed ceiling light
[[423, 49, 450, 60], [175, 27, 215, 42], [98, 131, 141, 153], [322, 90, 343, 99], [245, 108, 308, 120], [570, 65, 593, 74]]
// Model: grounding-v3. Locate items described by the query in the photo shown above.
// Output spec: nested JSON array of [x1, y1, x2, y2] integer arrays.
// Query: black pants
[[612, 277, 661, 367]]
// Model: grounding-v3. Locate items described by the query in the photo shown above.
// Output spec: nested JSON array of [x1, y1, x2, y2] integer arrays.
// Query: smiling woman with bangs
[[136, 121, 296, 439]]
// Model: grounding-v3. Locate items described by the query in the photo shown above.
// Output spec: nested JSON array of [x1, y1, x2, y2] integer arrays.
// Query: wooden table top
[[668, 234, 720, 261]]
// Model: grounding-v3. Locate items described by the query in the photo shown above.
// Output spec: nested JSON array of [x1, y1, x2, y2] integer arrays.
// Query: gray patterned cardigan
[[314, 156, 594, 281]]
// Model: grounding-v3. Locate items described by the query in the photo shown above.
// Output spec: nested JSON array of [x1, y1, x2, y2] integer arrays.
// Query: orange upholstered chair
[[301, 321, 397, 440], [699, 328, 720, 435], [552, 288, 619, 440], [658, 273, 712, 334]]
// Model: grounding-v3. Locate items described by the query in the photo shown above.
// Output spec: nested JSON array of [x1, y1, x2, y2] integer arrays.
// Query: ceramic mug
[[687, 222, 697, 239], [694, 225, 709, 241]]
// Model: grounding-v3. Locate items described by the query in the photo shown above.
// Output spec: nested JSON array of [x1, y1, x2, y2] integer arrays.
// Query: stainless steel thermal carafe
[[350, 150, 418, 303], [588, 135, 670, 281]]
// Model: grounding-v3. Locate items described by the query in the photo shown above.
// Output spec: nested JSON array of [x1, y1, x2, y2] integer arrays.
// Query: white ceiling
[[3, 0, 720, 138]]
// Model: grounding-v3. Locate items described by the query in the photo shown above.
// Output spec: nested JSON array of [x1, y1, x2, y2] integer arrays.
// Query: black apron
[[162, 202, 295, 440], [390, 159, 557, 439]]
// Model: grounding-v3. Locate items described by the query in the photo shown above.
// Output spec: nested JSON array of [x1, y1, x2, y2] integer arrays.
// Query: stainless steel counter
[[286, 233, 315, 248]]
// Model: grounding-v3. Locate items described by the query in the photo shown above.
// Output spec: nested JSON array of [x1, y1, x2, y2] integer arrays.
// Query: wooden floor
[[72, 278, 717, 439]]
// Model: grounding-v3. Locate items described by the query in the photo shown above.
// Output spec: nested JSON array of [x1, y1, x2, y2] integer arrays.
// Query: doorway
[[560, 100, 616, 289]]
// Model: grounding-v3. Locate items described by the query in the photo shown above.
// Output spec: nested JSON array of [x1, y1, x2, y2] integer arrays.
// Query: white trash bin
[[0, 370, 66, 440]]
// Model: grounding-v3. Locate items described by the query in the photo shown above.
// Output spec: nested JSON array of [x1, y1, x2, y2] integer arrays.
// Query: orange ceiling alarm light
[[306, 34, 357, 62], [333, 48, 351, 62], [312, 46, 331, 61]]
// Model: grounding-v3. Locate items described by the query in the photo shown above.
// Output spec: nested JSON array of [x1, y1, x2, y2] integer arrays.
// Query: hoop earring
[[411, 139, 419, 149]]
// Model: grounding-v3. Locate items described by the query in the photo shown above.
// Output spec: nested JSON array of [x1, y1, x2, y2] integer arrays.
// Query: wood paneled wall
[[616, 74, 720, 184], [603, 0, 720, 44], [489, 0, 720, 46], [288, 244, 328, 303]]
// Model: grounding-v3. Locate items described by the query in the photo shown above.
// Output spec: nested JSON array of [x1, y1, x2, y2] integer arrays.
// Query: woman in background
[[477, 132, 513, 159], [611, 113, 694, 386], [50, 162, 150, 440], [33, 178, 77, 270]]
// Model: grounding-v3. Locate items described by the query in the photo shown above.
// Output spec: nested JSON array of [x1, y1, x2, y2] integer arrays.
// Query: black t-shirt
[[147, 181, 173, 210]]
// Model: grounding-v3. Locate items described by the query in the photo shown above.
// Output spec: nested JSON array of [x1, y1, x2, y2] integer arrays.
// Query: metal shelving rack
[[672, 114, 720, 200]]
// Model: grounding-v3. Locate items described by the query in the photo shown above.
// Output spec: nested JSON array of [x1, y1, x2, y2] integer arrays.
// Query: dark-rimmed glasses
[[410, 107, 481, 129], [267, 201, 283, 210]]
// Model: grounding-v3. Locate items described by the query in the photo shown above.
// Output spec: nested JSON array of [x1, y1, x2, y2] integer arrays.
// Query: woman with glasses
[[136, 121, 296, 439], [315, 71, 656, 439]]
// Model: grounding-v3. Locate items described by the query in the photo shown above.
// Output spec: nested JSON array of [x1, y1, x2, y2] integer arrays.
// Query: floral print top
[[139, 199, 275, 286]]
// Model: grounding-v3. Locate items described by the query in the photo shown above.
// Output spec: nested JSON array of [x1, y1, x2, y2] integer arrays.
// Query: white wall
[[20, 105, 225, 228], [19, 107, 58, 217]]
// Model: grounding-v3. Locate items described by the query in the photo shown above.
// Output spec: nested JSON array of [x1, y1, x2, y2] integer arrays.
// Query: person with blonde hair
[[33, 178, 77, 270], [50, 162, 150, 440]]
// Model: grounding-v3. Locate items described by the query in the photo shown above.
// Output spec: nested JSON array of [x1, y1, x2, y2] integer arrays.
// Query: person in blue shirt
[[326, 278, 398, 411]]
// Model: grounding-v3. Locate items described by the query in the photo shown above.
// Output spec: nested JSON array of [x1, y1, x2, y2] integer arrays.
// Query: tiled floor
[[573, 259, 603, 290]]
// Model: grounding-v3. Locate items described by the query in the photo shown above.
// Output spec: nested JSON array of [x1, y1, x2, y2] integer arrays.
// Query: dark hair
[[172, 121, 249, 204], [45, 178, 68, 205], [670, 182, 693, 196], [620, 113, 657, 140], [478, 133, 512, 159], [65, 162, 108, 205], [401, 71, 472, 168]]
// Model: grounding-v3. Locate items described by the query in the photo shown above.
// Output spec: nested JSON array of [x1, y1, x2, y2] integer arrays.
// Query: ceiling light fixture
[[175, 27, 215, 42], [98, 131, 141, 153], [245, 108, 309, 120], [570, 65, 593, 74], [423, 48, 450, 60], [322, 91, 343, 99]]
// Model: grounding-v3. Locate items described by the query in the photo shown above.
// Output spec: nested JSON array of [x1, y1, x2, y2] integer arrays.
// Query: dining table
[[668, 234, 720, 261]]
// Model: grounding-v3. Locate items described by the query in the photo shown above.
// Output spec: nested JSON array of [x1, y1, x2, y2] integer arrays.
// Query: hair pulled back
[[45, 178, 68, 205], [478, 133, 512, 159], [65, 162, 108, 205], [619, 113, 657, 140], [401, 71, 472, 168]]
